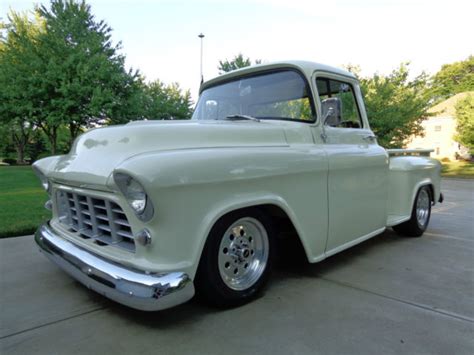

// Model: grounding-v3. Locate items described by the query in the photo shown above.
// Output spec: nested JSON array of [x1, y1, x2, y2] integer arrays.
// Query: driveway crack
[[318, 276, 474, 324], [0, 306, 107, 340]]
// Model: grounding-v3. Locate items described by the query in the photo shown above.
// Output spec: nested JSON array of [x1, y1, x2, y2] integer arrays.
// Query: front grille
[[56, 190, 135, 252]]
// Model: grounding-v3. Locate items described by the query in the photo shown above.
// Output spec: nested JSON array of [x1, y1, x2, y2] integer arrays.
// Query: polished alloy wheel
[[416, 188, 430, 227], [218, 217, 269, 291]]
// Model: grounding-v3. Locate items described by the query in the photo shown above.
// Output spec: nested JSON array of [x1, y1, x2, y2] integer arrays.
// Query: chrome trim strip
[[35, 223, 195, 311]]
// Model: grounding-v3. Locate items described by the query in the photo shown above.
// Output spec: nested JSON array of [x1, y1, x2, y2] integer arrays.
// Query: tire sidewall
[[414, 186, 432, 231]]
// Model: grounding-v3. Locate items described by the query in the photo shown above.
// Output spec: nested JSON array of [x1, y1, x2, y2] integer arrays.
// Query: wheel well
[[222, 204, 308, 263], [424, 184, 435, 203]]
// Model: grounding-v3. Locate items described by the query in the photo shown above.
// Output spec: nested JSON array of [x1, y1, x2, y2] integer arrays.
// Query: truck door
[[314, 75, 388, 254]]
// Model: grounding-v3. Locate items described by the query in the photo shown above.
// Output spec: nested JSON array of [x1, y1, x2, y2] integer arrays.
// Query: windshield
[[192, 70, 315, 122]]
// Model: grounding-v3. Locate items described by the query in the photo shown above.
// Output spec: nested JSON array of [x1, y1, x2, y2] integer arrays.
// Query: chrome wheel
[[416, 188, 430, 227], [218, 217, 269, 291]]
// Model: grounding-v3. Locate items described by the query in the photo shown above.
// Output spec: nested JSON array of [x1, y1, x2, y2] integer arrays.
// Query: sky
[[2, 0, 473, 102]]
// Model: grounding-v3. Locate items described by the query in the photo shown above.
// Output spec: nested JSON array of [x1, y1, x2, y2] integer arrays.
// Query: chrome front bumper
[[35, 223, 195, 311]]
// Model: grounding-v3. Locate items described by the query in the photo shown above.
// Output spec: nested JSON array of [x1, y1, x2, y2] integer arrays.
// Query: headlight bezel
[[113, 172, 154, 222], [33, 166, 51, 195]]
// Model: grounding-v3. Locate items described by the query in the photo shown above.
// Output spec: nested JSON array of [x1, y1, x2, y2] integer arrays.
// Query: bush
[[3, 158, 16, 165], [441, 157, 451, 163]]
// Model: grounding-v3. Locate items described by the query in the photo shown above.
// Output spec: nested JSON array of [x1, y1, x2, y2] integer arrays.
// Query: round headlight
[[126, 178, 147, 214], [114, 173, 148, 216]]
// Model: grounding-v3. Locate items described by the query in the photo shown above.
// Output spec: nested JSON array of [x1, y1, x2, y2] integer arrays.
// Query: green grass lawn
[[0, 166, 50, 238], [441, 160, 474, 178]]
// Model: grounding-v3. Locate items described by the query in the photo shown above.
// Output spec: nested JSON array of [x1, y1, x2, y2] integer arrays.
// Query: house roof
[[429, 91, 474, 116]]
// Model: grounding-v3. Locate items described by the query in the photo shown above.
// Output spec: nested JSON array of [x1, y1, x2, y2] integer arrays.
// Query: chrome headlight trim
[[113, 172, 154, 222], [32, 166, 51, 195]]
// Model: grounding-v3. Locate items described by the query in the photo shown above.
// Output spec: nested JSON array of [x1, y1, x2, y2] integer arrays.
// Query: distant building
[[406, 92, 472, 160]]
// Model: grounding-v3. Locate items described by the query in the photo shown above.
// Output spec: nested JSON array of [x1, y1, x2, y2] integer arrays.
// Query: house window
[[434, 125, 442, 132]]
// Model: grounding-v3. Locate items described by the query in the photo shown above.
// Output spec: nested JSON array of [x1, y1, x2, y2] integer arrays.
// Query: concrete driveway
[[1, 179, 473, 354]]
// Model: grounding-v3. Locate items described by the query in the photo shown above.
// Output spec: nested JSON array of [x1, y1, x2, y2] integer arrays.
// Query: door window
[[316, 78, 362, 128]]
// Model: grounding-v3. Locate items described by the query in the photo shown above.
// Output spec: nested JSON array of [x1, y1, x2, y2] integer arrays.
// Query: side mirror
[[321, 97, 341, 126]]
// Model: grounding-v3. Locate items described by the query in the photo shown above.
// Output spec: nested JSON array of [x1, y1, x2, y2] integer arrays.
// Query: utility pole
[[198, 33, 205, 85]]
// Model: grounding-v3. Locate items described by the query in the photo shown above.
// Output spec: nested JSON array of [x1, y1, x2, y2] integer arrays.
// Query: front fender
[[110, 146, 329, 278], [195, 193, 314, 269]]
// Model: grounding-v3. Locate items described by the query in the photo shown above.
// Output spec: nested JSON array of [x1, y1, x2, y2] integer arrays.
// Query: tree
[[0, 1, 142, 155], [454, 94, 474, 155], [25, 129, 48, 162], [430, 56, 474, 102], [351, 63, 432, 148], [0, 124, 17, 161], [107, 74, 146, 124], [0, 11, 44, 163], [142, 80, 193, 120], [36, 0, 141, 148], [218, 53, 261, 74]]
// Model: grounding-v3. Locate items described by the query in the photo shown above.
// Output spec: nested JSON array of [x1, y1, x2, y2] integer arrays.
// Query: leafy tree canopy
[[0, 11, 45, 162], [454, 94, 474, 155], [37, 0, 142, 147], [0, 0, 142, 155], [218, 53, 261, 74], [1, 1, 195, 161], [430, 55, 474, 102], [350, 63, 432, 148], [141, 80, 193, 121]]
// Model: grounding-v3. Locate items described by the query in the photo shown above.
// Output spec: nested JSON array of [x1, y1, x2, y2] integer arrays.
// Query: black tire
[[393, 186, 432, 237], [195, 208, 275, 307]]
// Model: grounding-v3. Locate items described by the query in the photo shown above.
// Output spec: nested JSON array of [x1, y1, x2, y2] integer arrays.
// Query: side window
[[316, 78, 362, 128]]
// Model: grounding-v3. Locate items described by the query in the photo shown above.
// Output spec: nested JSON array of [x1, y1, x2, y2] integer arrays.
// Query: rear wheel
[[393, 186, 432, 237], [195, 208, 275, 307]]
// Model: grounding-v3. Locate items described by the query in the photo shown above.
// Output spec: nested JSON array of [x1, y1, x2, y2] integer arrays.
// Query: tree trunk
[[39, 124, 59, 155], [69, 122, 79, 148], [11, 126, 29, 164], [51, 127, 58, 155], [17, 144, 25, 164]]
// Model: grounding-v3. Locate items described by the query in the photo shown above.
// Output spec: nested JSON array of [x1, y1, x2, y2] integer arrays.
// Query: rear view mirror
[[321, 97, 341, 126]]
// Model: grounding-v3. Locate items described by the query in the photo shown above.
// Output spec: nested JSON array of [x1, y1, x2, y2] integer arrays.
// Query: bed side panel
[[387, 156, 441, 225]]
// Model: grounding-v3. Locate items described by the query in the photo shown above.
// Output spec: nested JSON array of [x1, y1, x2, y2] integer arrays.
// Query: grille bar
[[57, 190, 135, 252]]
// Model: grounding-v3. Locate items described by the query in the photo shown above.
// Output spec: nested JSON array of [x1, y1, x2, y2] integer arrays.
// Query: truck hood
[[44, 120, 289, 188]]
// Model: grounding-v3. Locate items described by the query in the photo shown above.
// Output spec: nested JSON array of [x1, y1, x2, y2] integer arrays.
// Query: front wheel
[[195, 208, 275, 307], [393, 186, 432, 237]]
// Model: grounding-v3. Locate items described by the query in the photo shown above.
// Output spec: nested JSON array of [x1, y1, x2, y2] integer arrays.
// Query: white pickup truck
[[34, 60, 443, 311]]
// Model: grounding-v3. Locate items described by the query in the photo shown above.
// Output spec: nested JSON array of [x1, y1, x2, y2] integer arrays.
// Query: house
[[406, 92, 473, 160]]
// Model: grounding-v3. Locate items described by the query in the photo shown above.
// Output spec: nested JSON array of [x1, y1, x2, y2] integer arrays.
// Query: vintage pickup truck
[[34, 61, 443, 311]]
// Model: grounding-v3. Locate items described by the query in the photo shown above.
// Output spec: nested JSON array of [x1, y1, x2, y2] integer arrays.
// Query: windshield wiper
[[225, 114, 260, 122]]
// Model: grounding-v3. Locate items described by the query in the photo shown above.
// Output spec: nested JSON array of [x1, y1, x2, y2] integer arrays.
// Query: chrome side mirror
[[320, 107, 333, 142], [322, 107, 334, 125], [320, 97, 342, 142], [321, 97, 341, 126]]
